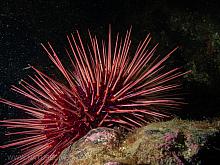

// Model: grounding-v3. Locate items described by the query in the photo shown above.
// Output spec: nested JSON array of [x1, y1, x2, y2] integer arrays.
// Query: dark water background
[[0, 0, 220, 164]]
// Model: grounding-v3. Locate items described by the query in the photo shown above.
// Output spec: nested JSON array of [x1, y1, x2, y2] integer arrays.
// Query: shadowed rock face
[[58, 119, 220, 165]]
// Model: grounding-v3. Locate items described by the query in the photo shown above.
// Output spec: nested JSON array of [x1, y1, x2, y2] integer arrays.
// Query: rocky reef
[[58, 119, 220, 165]]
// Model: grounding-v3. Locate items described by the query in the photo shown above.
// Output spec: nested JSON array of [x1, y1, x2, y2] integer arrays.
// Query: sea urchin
[[0, 27, 189, 164]]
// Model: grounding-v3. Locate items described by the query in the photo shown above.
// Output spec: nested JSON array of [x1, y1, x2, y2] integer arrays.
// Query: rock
[[58, 119, 220, 165], [103, 161, 121, 165], [58, 127, 121, 165]]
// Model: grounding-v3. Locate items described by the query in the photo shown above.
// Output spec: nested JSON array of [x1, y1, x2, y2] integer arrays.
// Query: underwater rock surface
[[58, 119, 220, 165]]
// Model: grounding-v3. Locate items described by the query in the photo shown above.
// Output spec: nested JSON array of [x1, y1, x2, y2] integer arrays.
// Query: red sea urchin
[[0, 27, 190, 164]]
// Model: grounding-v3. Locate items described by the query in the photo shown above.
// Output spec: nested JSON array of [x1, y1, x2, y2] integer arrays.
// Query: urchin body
[[0, 27, 189, 164]]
